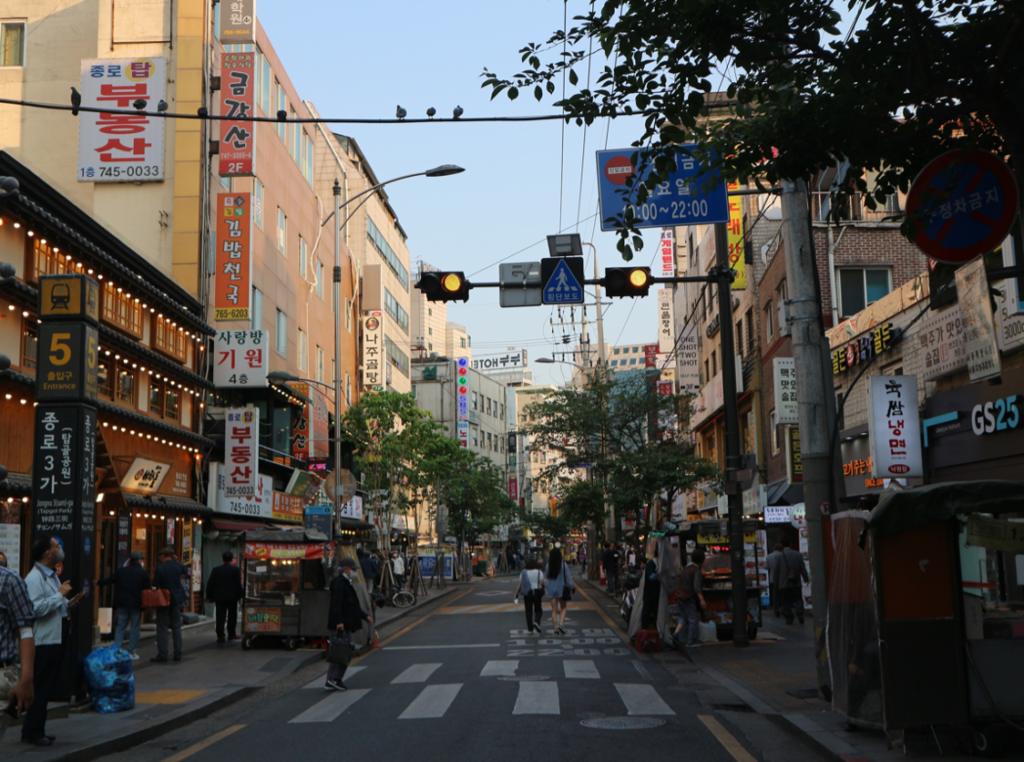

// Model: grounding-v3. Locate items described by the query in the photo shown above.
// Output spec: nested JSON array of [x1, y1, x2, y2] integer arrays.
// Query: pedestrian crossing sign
[[541, 257, 585, 305]]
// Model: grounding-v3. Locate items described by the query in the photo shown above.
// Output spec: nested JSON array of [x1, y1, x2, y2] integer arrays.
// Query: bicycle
[[374, 581, 416, 609]]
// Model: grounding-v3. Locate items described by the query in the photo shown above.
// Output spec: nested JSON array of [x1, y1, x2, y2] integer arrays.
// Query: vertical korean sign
[[219, 52, 255, 177], [225, 407, 259, 497], [289, 382, 312, 460], [362, 312, 384, 392], [659, 229, 675, 277], [773, 357, 799, 424], [457, 358, 470, 448], [657, 288, 675, 354], [726, 181, 746, 289], [955, 258, 1001, 382], [78, 58, 166, 182], [215, 192, 251, 321], [868, 375, 923, 477]]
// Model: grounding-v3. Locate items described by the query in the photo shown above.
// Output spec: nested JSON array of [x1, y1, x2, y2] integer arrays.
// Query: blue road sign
[[543, 258, 584, 304], [596, 146, 729, 231]]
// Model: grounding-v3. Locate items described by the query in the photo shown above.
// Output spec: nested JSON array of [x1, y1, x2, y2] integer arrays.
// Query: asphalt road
[[97, 576, 829, 762]]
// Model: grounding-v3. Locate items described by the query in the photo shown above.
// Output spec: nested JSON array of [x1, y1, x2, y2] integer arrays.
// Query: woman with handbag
[[325, 558, 372, 692], [544, 547, 574, 635], [513, 557, 545, 634]]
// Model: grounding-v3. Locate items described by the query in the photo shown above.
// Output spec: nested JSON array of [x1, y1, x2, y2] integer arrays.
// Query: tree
[[441, 451, 519, 547], [482, 1, 1023, 256]]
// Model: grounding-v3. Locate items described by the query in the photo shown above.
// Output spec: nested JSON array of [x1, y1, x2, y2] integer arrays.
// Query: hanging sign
[[213, 330, 266, 387], [224, 407, 258, 497], [955, 258, 1001, 382], [659, 229, 676, 277], [361, 312, 383, 391], [773, 357, 799, 425], [658, 288, 675, 353], [726, 181, 746, 289], [868, 375, 923, 477], [214, 192, 252, 321], [219, 51, 256, 176]]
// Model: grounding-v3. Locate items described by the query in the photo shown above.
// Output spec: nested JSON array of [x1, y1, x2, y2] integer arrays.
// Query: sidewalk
[[0, 585, 455, 762], [578, 577, 984, 762]]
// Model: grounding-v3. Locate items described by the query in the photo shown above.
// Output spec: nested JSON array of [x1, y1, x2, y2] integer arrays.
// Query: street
[[92, 577, 827, 762]]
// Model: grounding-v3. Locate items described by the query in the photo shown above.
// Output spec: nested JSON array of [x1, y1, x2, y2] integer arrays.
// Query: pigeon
[[277, 109, 287, 122], [157, 99, 168, 112], [70, 87, 81, 116], [426, 107, 436, 119], [396, 105, 407, 120], [453, 105, 464, 119], [132, 98, 147, 110], [197, 106, 209, 117]]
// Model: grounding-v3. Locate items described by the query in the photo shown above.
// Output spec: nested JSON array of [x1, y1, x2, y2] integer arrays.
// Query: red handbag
[[142, 588, 170, 608]]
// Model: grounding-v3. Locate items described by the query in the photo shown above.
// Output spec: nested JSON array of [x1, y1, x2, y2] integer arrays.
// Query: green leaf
[[569, 69, 578, 86], [534, 85, 543, 101]]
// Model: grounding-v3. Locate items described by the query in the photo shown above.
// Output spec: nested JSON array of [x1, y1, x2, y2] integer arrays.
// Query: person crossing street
[[325, 558, 372, 691]]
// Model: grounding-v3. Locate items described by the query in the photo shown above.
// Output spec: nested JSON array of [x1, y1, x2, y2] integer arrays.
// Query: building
[[514, 385, 559, 515]]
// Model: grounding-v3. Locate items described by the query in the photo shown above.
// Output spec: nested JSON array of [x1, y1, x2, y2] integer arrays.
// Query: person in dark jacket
[[151, 547, 188, 663], [205, 551, 244, 643], [640, 546, 661, 630], [357, 548, 377, 594], [325, 558, 371, 691], [98, 550, 150, 660]]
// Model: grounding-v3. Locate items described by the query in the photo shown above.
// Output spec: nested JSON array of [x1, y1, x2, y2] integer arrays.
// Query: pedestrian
[[151, 547, 187, 663], [602, 542, 621, 593], [675, 548, 707, 648], [24, 537, 83, 746], [627, 545, 638, 571], [391, 550, 405, 591], [544, 547, 574, 635], [641, 545, 660, 630], [0, 558, 35, 743], [780, 537, 809, 625], [513, 557, 545, 634], [97, 550, 150, 659], [766, 543, 785, 618], [357, 548, 377, 594], [205, 551, 243, 643], [325, 558, 372, 692]]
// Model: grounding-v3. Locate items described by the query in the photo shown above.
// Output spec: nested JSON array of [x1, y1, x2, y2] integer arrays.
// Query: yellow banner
[[726, 181, 746, 290], [697, 531, 757, 545]]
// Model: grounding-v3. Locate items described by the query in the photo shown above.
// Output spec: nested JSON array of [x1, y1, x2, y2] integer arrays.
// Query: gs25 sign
[[971, 395, 1020, 436]]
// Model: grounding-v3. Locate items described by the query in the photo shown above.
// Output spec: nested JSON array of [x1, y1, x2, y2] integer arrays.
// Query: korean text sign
[[726, 181, 746, 289], [362, 312, 384, 391], [773, 357, 798, 425], [219, 52, 255, 176], [214, 330, 266, 387], [219, 0, 255, 44], [78, 58, 166, 183], [215, 193, 252, 321], [868, 375, 923, 478], [658, 288, 675, 354], [659, 229, 675, 278], [225, 407, 258, 497]]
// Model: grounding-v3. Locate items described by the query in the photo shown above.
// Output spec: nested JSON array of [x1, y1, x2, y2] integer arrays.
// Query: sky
[[255, 0, 663, 388]]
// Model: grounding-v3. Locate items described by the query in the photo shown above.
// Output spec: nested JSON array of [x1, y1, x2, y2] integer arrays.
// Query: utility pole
[[332, 180, 345, 527], [780, 178, 832, 690], [714, 223, 749, 648]]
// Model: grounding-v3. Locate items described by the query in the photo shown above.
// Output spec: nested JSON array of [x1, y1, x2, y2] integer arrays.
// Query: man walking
[[325, 558, 372, 691], [391, 551, 405, 592], [357, 548, 377, 594], [205, 551, 243, 643], [766, 543, 785, 618], [24, 537, 82, 746], [98, 550, 150, 659], [675, 548, 707, 649], [602, 543, 621, 593], [151, 547, 188, 663], [0, 560, 35, 742], [780, 537, 809, 625]]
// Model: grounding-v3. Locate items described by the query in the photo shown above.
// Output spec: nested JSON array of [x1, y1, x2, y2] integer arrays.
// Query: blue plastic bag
[[83, 646, 135, 713]]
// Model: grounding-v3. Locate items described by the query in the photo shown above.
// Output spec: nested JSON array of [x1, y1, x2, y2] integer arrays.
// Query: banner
[[215, 192, 252, 321], [224, 407, 258, 497], [219, 51, 256, 176], [658, 288, 675, 353], [659, 229, 675, 277], [214, 330, 266, 387], [726, 180, 746, 289], [956, 258, 1001, 382], [362, 312, 383, 391], [868, 375, 923, 478]]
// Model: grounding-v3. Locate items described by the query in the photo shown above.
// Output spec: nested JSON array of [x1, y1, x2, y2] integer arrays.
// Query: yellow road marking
[[699, 715, 758, 762], [160, 724, 245, 762], [135, 690, 207, 704], [573, 585, 634, 649]]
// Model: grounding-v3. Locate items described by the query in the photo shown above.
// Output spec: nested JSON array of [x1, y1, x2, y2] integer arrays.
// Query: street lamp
[[327, 164, 464, 526]]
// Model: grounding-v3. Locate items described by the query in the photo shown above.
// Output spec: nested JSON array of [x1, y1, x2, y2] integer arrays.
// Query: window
[[711, 350, 717, 377], [460, 338, 466, 348], [21, 325, 37, 369], [299, 237, 307, 278], [116, 368, 136, 404], [277, 208, 287, 255], [154, 315, 187, 361], [472, 391, 478, 410], [149, 381, 163, 416], [345, 373, 352, 405], [500, 404, 505, 420], [254, 179, 264, 229], [102, 282, 143, 336], [746, 308, 754, 352], [486, 397, 492, 416], [383, 288, 409, 333], [883, 362, 903, 376], [316, 260, 324, 299], [472, 428, 478, 447], [611, 360, 618, 366], [274, 81, 285, 140], [839, 268, 891, 317], [275, 309, 287, 357], [1, 22, 25, 67], [366, 216, 409, 290], [32, 238, 71, 281], [614, 348, 620, 355], [736, 319, 744, 355], [428, 327, 432, 335], [344, 298, 352, 331], [165, 388, 179, 420], [257, 52, 271, 115], [764, 300, 774, 339], [252, 287, 263, 331], [97, 362, 110, 396], [629, 358, 636, 365], [427, 308, 432, 316], [769, 409, 779, 455], [487, 432, 492, 450], [704, 359, 710, 383], [835, 388, 845, 431], [298, 327, 307, 371], [384, 335, 409, 376]]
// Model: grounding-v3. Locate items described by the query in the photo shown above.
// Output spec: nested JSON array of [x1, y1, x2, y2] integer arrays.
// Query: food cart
[[239, 528, 332, 651], [862, 481, 1024, 754]]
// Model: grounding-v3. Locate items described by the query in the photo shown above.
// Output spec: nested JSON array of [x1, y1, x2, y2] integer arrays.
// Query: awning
[[338, 517, 373, 531], [765, 478, 804, 506], [244, 542, 325, 560], [123, 492, 212, 517], [212, 519, 265, 533], [868, 480, 1024, 538]]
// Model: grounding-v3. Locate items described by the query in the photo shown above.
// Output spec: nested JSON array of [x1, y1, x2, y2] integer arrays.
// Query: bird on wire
[[157, 100, 168, 112], [396, 105, 407, 120], [132, 99, 147, 110], [277, 109, 287, 121], [70, 87, 81, 116], [426, 107, 436, 119], [453, 105, 464, 119]]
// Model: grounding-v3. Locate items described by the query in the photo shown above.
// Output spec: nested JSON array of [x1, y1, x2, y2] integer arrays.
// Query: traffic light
[[603, 267, 652, 298], [416, 271, 470, 302]]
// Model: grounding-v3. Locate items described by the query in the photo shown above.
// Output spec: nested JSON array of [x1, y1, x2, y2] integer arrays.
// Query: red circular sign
[[604, 155, 635, 186], [906, 149, 1019, 264]]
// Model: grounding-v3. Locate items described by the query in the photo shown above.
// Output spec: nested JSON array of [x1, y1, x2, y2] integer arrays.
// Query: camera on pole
[[416, 271, 470, 303], [602, 267, 652, 298]]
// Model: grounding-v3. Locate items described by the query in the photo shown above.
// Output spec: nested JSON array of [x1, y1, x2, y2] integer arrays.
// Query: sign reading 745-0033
[[36, 322, 98, 403]]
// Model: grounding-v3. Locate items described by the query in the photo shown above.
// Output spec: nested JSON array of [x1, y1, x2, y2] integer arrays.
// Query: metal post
[[780, 178, 832, 689], [333, 180, 344, 525], [714, 223, 749, 648], [585, 242, 613, 543]]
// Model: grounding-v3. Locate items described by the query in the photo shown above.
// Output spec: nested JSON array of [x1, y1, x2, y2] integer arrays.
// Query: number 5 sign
[[36, 275, 100, 402]]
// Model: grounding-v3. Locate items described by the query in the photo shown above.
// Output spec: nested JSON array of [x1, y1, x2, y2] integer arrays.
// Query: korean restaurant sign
[[209, 461, 272, 518], [773, 357, 798, 425], [644, 344, 659, 367], [218, 0, 256, 44], [215, 192, 252, 321], [658, 288, 675, 353], [272, 491, 304, 523], [78, 58, 165, 182], [119, 457, 172, 494], [213, 330, 266, 387], [287, 383, 331, 461], [726, 181, 746, 289], [659, 229, 675, 278], [831, 323, 895, 375], [868, 375, 923, 477], [225, 407, 259, 497], [955, 257, 1001, 382], [362, 312, 384, 391], [219, 52, 256, 177]]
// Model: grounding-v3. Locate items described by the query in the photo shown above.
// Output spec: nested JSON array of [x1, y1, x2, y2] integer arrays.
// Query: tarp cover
[[867, 481, 1024, 538]]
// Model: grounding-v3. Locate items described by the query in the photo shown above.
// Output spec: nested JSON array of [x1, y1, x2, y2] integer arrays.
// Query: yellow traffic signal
[[628, 269, 650, 288], [603, 267, 652, 297], [415, 270, 470, 302], [441, 273, 464, 293]]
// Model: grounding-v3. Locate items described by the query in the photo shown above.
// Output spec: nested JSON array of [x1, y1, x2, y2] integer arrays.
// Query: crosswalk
[[289, 659, 677, 724]]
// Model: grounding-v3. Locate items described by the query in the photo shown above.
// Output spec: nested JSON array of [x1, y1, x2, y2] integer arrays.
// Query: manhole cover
[[497, 675, 551, 681], [581, 717, 667, 730]]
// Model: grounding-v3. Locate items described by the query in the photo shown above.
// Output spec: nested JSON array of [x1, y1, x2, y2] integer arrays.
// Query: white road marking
[[391, 663, 442, 684], [633, 661, 653, 680], [399, 684, 463, 719], [384, 644, 500, 650], [513, 681, 560, 715], [563, 660, 599, 679], [474, 591, 509, 597], [615, 683, 675, 715], [288, 689, 371, 723], [302, 665, 365, 689], [480, 660, 519, 677]]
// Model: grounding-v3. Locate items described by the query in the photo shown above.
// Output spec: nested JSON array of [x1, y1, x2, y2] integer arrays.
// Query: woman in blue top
[[545, 547, 574, 635]]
